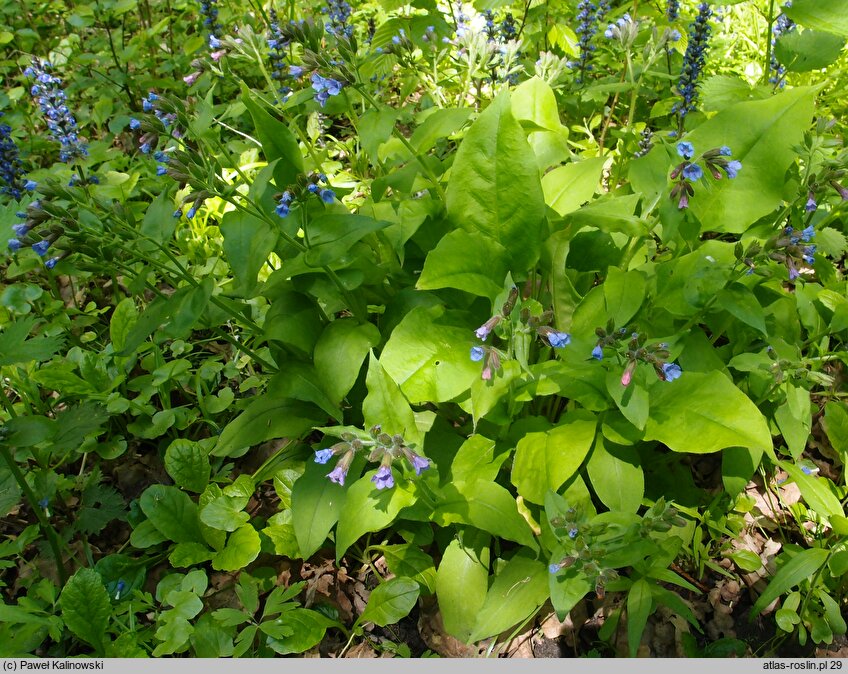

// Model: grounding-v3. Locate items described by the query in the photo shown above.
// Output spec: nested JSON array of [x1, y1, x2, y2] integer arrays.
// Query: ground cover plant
[[1, 0, 847, 659]]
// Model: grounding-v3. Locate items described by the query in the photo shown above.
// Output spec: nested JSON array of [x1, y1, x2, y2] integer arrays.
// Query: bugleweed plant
[[1, 0, 847, 659]]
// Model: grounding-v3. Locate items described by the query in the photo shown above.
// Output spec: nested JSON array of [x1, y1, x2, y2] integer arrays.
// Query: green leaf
[[335, 473, 417, 560], [359, 578, 420, 627], [687, 87, 817, 233], [169, 542, 215, 568], [417, 229, 509, 300], [784, 0, 848, 37], [200, 496, 250, 532], [626, 579, 653, 658], [410, 108, 473, 153], [359, 107, 400, 161], [212, 397, 320, 458], [511, 411, 597, 504], [715, 284, 767, 336], [727, 550, 762, 572], [109, 297, 137, 353], [164, 439, 210, 493], [262, 290, 324, 358], [822, 402, 848, 454], [59, 568, 111, 654], [263, 510, 301, 558], [139, 189, 177, 247], [139, 485, 204, 544], [0, 467, 22, 518], [380, 305, 480, 404], [362, 353, 421, 446], [604, 268, 646, 329], [242, 89, 303, 188], [549, 566, 593, 621], [220, 198, 278, 297], [450, 434, 503, 484], [291, 457, 353, 559], [314, 320, 380, 405], [268, 364, 341, 420], [0, 318, 64, 366], [435, 532, 490, 641], [300, 214, 389, 268], [265, 608, 332, 655], [644, 372, 772, 454], [377, 545, 437, 594], [586, 435, 644, 514], [446, 91, 545, 273], [541, 157, 606, 217], [468, 553, 549, 642], [211, 525, 261, 571], [775, 29, 846, 72], [433, 480, 537, 549], [511, 76, 563, 132], [751, 548, 829, 617], [779, 461, 843, 518]]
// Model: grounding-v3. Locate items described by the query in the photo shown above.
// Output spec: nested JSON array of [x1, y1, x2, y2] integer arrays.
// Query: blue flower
[[682, 163, 703, 181], [32, 240, 50, 256], [320, 188, 335, 203], [12, 223, 28, 237], [45, 256, 59, 269], [327, 464, 348, 485], [289, 65, 304, 78], [676, 141, 695, 159], [470, 346, 485, 362], [676, 3, 713, 120], [548, 331, 571, 348], [311, 74, 344, 107], [314, 448, 335, 464], [591, 345, 603, 360], [129, 118, 141, 130], [275, 201, 290, 218], [568, 527, 579, 539], [662, 362, 682, 381], [719, 145, 732, 156], [804, 196, 817, 212], [0, 113, 27, 199], [668, 29, 681, 41], [140, 142, 151, 154], [801, 225, 815, 242], [410, 454, 430, 475], [37, 497, 49, 508], [325, 0, 353, 38], [666, 0, 679, 21], [372, 465, 395, 490], [156, 165, 167, 176], [8, 238, 22, 252], [724, 160, 742, 179], [173, 209, 183, 218], [548, 563, 561, 574], [307, 183, 319, 194], [24, 179, 37, 191], [186, 206, 197, 219], [199, 0, 222, 44], [24, 60, 88, 163], [803, 245, 816, 264]]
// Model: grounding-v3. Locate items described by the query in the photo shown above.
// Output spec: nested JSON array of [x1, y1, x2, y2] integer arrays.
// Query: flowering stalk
[[674, 2, 713, 126], [0, 113, 27, 200]]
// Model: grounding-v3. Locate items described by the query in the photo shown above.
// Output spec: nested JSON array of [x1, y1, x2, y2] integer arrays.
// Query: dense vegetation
[[1, 0, 847, 659]]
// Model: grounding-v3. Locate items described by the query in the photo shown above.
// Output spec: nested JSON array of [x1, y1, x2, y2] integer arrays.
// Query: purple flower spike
[[314, 448, 334, 464], [327, 464, 348, 485], [372, 465, 394, 490]]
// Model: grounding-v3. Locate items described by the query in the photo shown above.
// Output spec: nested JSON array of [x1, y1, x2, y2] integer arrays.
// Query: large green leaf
[[542, 157, 606, 217], [626, 579, 653, 658], [0, 317, 64, 366], [784, 0, 848, 37], [359, 578, 420, 627], [212, 397, 320, 458], [268, 364, 341, 421], [362, 353, 421, 447], [511, 76, 563, 132], [379, 305, 480, 404], [139, 485, 204, 544], [377, 544, 437, 593], [265, 609, 332, 655], [313, 320, 380, 405], [417, 229, 509, 300], [511, 411, 597, 504], [780, 461, 843, 518], [242, 89, 303, 188], [59, 568, 111, 654], [164, 439, 210, 493], [433, 480, 537, 549], [687, 87, 817, 233], [410, 108, 473, 153], [335, 472, 417, 560], [445, 91, 545, 273], [468, 553, 549, 642], [435, 532, 490, 641], [604, 267, 647, 328], [211, 525, 261, 571], [291, 457, 355, 559], [644, 372, 771, 454], [586, 435, 644, 514], [775, 29, 846, 72]]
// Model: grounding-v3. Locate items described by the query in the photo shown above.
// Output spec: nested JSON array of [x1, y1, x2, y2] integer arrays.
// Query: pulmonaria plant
[[314, 425, 431, 490], [669, 142, 742, 209], [274, 172, 335, 218], [24, 59, 88, 163], [674, 2, 713, 124]]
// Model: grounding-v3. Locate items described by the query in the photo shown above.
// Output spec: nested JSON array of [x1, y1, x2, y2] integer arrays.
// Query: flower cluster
[[666, 0, 680, 21], [634, 128, 653, 158], [275, 172, 335, 218], [769, 3, 795, 88], [570, 0, 610, 83], [132, 93, 179, 177], [0, 113, 28, 200], [24, 59, 88, 163], [604, 12, 637, 45], [592, 323, 682, 386], [311, 73, 344, 107], [482, 10, 518, 43], [7, 200, 60, 268], [669, 142, 742, 209], [198, 0, 222, 47], [774, 222, 817, 280], [314, 425, 430, 489], [674, 2, 713, 122], [267, 10, 297, 100], [323, 0, 353, 39]]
